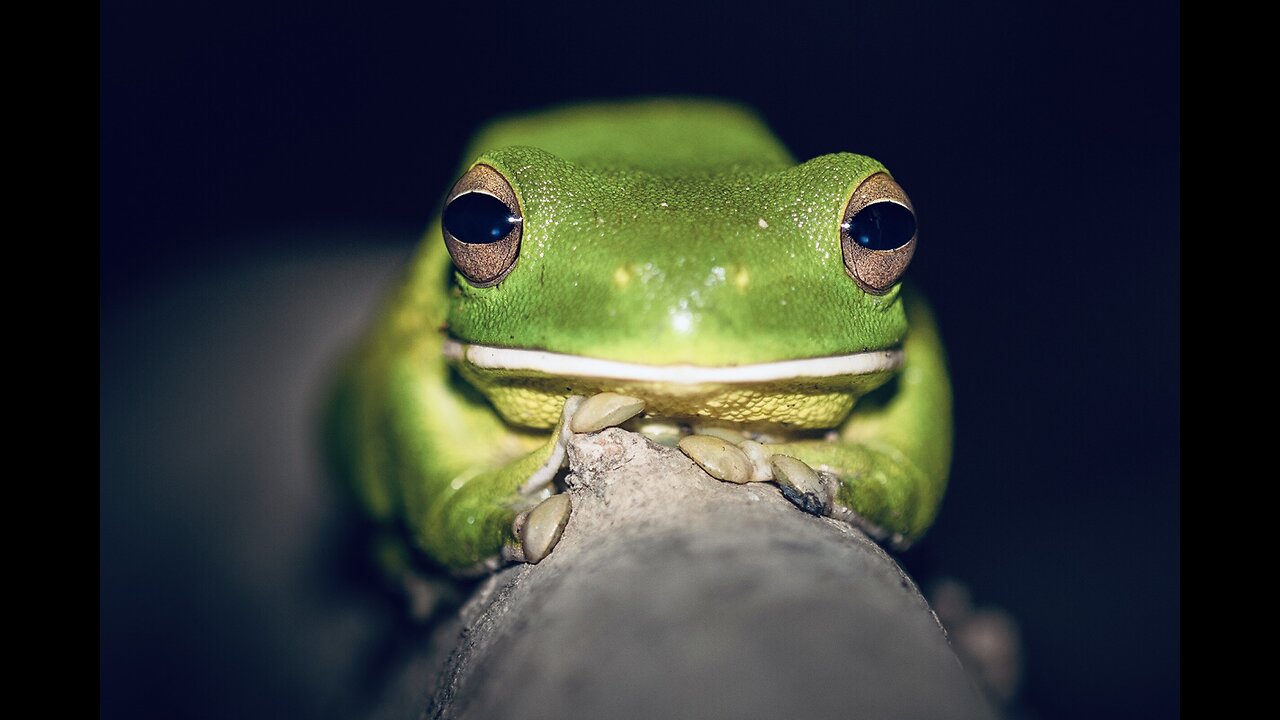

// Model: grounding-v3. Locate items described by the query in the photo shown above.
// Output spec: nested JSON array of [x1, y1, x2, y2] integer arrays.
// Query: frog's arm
[[762, 285, 952, 545], [326, 226, 564, 571]]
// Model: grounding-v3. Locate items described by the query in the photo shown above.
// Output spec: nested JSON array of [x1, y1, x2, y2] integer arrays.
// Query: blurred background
[[101, 1, 1179, 718]]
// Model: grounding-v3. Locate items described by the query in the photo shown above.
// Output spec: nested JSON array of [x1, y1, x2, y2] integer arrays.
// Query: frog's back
[[461, 98, 794, 174]]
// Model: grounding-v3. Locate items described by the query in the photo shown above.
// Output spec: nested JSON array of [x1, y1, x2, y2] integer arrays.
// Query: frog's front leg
[[758, 439, 941, 548], [679, 287, 952, 547], [412, 395, 583, 572], [780, 289, 951, 546], [416, 392, 649, 570], [503, 392, 650, 558]]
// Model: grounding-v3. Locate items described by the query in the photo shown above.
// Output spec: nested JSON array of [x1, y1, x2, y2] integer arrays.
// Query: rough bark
[[425, 428, 994, 720]]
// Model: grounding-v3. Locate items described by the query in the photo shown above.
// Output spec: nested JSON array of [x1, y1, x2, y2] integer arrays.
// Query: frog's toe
[[738, 440, 775, 482], [678, 434, 753, 484], [570, 392, 646, 433], [516, 493, 573, 564], [770, 454, 835, 516]]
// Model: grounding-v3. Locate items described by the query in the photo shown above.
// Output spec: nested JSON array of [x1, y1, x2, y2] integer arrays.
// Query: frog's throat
[[442, 339, 903, 383]]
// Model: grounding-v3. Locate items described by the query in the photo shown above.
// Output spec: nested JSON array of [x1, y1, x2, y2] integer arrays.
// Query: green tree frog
[[326, 98, 952, 573]]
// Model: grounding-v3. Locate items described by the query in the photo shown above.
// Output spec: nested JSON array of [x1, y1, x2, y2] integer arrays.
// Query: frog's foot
[[508, 494, 573, 564], [676, 434, 838, 517], [500, 396, 583, 565], [506, 393, 644, 565]]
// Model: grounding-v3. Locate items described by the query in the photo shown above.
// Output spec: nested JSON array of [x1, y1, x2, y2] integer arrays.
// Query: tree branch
[[425, 428, 994, 720]]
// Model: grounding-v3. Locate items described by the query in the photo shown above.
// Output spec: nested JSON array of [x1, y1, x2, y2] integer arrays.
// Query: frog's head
[[437, 145, 919, 431]]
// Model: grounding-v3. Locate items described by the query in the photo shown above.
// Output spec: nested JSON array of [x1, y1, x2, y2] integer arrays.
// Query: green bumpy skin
[[326, 98, 953, 570]]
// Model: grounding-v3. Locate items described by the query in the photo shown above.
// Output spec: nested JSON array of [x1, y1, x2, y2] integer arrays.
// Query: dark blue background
[[101, 1, 1179, 717]]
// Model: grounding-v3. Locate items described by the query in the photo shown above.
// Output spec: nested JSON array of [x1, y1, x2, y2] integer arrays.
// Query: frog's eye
[[442, 164, 523, 287], [840, 173, 917, 294]]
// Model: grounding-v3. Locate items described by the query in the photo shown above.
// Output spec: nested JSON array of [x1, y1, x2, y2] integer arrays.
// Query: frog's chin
[[441, 338, 902, 384]]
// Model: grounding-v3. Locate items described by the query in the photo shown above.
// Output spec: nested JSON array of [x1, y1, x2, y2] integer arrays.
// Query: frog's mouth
[[442, 338, 902, 384], [442, 338, 902, 430]]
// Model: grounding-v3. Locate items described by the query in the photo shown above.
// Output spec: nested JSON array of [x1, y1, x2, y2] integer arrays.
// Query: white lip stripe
[[442, 339, 902, 384]]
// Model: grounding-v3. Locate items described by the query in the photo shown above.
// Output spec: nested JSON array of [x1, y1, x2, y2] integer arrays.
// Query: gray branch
[[425, 428, 995, 720]]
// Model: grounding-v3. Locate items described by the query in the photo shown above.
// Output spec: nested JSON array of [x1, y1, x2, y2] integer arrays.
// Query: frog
[[325, 98, 952, 577]]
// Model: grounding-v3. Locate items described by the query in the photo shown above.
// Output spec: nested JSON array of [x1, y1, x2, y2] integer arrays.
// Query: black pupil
[[844, 202, 916, 251], [443, 192, 517, 244]]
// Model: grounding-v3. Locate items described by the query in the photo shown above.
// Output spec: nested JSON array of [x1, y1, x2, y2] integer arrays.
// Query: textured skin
[[326, 98, 953, 569], [451, 145, 905, 366]]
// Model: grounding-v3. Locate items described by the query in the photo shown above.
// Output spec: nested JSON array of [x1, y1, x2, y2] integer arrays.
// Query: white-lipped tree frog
[[326, 98, 952, 573]]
